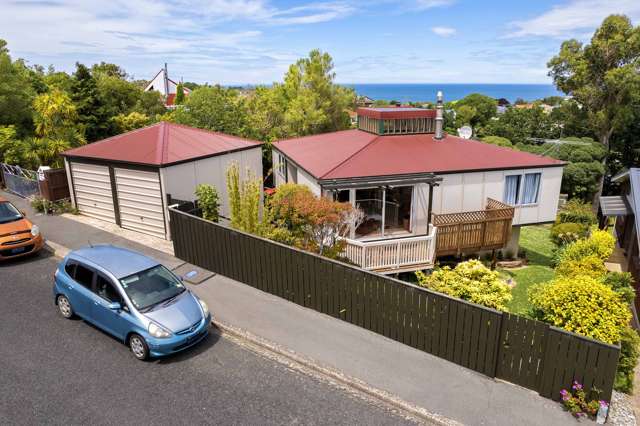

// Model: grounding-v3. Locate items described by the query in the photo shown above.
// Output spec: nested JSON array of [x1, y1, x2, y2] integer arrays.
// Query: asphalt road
[[0, 252, 416, 426]]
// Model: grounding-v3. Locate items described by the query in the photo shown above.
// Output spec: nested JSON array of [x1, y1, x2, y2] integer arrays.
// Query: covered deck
[[341, 198, 514, 274]]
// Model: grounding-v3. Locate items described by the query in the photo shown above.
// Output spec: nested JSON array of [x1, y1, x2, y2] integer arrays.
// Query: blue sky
[[2, 0, 638, 85]]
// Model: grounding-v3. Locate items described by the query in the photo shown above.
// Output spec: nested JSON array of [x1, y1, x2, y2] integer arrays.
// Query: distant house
[[356, 95, 374, 107], [272, 92, 565, 274], [144, 64, 191, 108], [601, 168, 640, 312], [496, 98, 510, 114]]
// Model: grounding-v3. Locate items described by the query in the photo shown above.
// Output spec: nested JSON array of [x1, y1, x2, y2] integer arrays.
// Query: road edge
[[43, 237, 459, 426]]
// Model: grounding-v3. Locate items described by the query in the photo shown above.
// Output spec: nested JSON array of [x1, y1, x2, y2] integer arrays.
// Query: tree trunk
[[591, 130, 613, 214]]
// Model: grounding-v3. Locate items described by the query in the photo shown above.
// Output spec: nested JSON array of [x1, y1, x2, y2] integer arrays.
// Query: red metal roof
[[274, 129, 564, 180], [63, 122, 261, 167], [357, 107, 436, 119]]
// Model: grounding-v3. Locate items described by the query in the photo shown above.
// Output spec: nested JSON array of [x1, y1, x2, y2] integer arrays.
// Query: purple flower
[[572, 381, 583, 390], [599, 400, 609, 408], [560, 389, 568, 396]]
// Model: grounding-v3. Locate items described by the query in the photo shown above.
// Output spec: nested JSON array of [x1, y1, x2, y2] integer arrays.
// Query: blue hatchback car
[[53, 245, 211, 360]]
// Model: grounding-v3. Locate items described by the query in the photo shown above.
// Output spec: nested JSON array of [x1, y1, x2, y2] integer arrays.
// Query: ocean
[[342, 84, 563, 103]]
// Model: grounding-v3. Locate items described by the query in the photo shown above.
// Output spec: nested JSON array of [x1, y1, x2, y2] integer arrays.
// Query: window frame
[[504, 171, 542, 206], [353, 184, 415, 239], [95, 273, 124, 305], [68, 261, 96, 291]]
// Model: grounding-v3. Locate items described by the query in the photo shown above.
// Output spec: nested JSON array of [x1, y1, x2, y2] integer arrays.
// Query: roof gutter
[[319, 172, 442, 190]]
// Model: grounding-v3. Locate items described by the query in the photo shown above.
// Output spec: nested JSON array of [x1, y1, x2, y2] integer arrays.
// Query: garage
[[62, 121, 262, 239], [69, 162, 116, 223]]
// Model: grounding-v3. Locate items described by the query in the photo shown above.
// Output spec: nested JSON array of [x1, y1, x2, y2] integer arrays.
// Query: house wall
[[272, 150, 321, 196], [428, 167, 563, 226], [145, 70, 178, 96], [162, 147, 263, 217]]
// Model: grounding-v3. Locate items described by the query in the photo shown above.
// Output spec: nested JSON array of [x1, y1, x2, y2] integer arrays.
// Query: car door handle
[[94, 301, 100, 306]]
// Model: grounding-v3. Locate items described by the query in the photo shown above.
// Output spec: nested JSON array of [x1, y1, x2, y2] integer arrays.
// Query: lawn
[[502, 225, 556, 314]]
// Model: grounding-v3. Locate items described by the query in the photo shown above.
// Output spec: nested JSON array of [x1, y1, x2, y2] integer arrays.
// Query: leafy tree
[[416, 260, 512, 311], [482, 105, 555, 143], [0, 40, 37, 136], [71, 63, 109, 141], [480, 135, 512, 147], [111, 112, 152, 133], [133, 90, 166, 117], [175, 82, 185, 105], [169, 86, 248, 135], [548, 14, 640, 208], [91, 62, 127, 79], [451, 93, 497, 131], [270, 49, 353, 137], [263, 183, 362, 257]]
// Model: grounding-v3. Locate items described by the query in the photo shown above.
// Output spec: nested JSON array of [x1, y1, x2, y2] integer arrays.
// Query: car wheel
[[129, 334, 149, 361], [57, 295, 74, 319]]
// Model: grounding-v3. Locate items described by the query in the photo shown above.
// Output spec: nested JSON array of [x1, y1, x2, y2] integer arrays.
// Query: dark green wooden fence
[[169, 208, 620, 402]]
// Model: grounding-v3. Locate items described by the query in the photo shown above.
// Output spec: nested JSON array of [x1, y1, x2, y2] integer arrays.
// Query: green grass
[[502, 225, 556, 314]]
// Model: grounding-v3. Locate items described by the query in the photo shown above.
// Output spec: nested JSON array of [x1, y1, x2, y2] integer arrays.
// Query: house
[[356, 95, 375, 107], [496, 98, 510, 114], [144, 64, 191, 108], [61, 122, 262, 240], [601, 168, 640, 312], [272, 92, 565, 273]]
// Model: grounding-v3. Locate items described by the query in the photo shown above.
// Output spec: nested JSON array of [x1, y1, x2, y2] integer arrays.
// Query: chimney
[[163, 63, 169, 97], [435, 90, 444, 140]]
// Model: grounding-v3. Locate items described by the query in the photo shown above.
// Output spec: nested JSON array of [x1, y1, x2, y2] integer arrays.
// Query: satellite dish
[[457, 125, 473, 139]]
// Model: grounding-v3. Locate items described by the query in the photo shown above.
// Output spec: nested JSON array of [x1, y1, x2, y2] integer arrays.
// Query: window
[[96, 274, 122, 303], [522, 173, 541, 204], [73, 264, 94, 289], [504, 172, 541, 205], [276, 153, 287, 181], [334, 190, 350, 203], [64, 262, 76, 277], [120, 265, 185, 311], [355, 185, 414, 238]]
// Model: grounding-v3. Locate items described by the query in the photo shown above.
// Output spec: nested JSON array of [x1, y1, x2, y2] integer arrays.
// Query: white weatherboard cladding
[[162, 147, 263, 217], [70, 162, 116, 223], [114, 168, 166, 238]]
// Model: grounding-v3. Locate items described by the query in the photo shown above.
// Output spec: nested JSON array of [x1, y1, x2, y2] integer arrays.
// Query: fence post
[[490, 311, 505, 378]]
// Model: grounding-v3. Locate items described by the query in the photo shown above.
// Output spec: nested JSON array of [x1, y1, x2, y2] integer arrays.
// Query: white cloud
[[431, 26, 456, 37], [415, 0, 455, 10], [509, 0, 640, 38]]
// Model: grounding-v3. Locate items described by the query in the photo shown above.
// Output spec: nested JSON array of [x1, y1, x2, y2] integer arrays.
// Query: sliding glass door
[[354, 186, 413, 239]]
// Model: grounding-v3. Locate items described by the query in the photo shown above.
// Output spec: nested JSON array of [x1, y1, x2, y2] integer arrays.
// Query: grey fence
[[168, 207, 620, 402], [1, 164, 39, 198]]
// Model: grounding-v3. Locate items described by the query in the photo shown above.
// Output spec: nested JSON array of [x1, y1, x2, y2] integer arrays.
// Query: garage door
[[70, 162, 116, 223], [114, 168, 166, 238]]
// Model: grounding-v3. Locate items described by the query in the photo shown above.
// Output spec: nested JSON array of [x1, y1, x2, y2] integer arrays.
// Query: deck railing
[[432, 198, 514, 256], [342, 226, 437, 273]]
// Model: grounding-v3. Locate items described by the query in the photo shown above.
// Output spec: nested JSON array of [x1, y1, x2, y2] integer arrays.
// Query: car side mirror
[[182, 270, 198, 281], [108, 302, 122, 311]]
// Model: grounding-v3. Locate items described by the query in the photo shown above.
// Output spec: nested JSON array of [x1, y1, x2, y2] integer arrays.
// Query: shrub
[[481, 135, 512, 147], [555, 255, 607, 279], [529, 275, 630, 344], [560, 381, 607, 419], [416, 260, 512, 311], [194, 184, 220, 222], [226, 162, 261, 234], [549, 222, 588, 246], [30, 196, 77, 215], [555, 230, 615, 265], [557, 199, 597, 226], [614, 326, 640, 394], [602, 272, 636, 305]]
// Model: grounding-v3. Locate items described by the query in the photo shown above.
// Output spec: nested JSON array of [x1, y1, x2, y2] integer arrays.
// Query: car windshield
[[119, 265, 185, 311], [0, 201, 23, 224]]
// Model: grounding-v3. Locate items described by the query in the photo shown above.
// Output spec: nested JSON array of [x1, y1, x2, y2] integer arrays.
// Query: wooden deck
[[342, 227, 437, 274], [432, 198, 514, 257]]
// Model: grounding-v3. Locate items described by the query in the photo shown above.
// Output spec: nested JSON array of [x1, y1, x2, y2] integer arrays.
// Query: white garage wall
[[161, 147, 263, 217], [272, 149, 322, 196]]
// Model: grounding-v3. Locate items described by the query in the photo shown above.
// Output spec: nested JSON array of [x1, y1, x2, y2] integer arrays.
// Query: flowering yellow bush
[[555, 254, 608, 280], [556, 229, 615, 264], [529, 275, 630, 344], [416, 260, 512, 311]]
